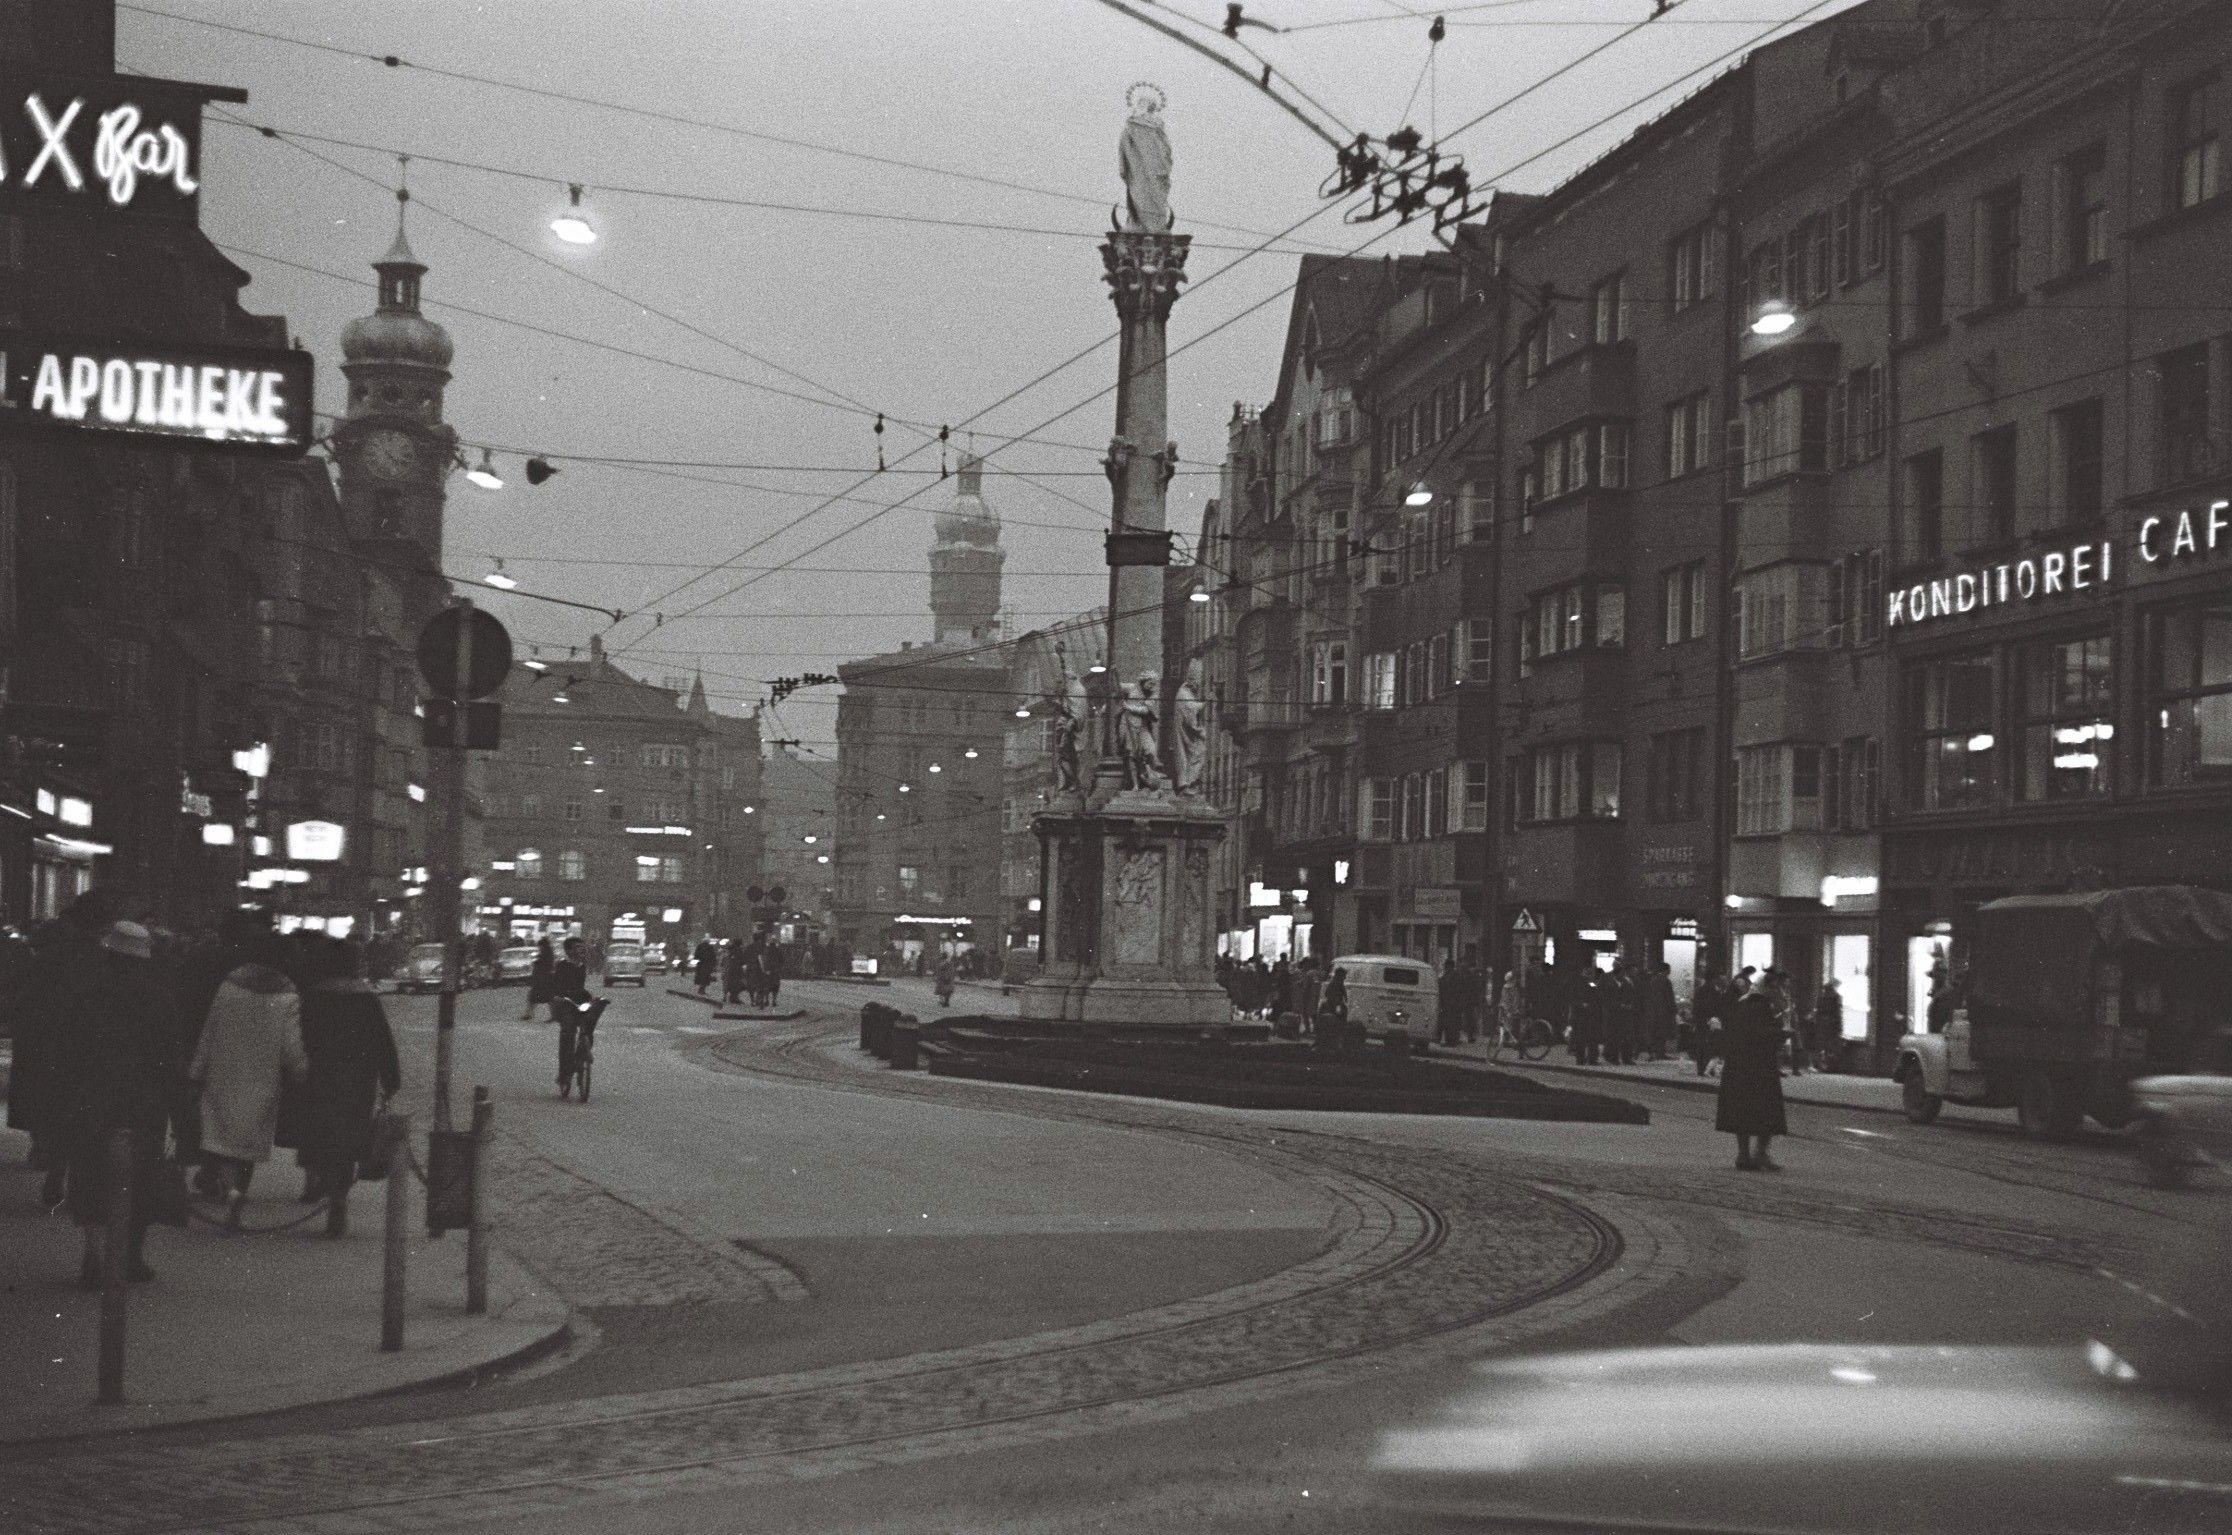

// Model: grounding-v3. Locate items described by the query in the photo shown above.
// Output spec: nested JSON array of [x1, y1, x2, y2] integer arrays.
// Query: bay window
[[1533, 420, 1632, 501], [1310, 640, 1348, 706], [1364, 651, 1397, 710], [1734, 564, 1830, 658], [2019, 634, 2113, 800], [1734, 744, 1827, 835], [1742, 383, 1830, 485], [1523, 580, 1626, 669], [1517, 741, 1621, 823], [1907, 651, 1998, 810], [1459, 760, 1491, 832]]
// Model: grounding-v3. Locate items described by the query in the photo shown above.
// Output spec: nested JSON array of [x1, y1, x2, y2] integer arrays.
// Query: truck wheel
[[2017, 1070, 2081, 1141], [1901, 1071, 1943, 1125], [2137, 1125, 2190, 1190]]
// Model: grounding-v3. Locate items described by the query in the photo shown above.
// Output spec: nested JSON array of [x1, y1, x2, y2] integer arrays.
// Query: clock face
[[360, 428, 419, 481]]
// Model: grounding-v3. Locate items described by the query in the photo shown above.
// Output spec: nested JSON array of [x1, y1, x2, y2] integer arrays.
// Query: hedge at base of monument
[[911, 1027, 1649, 1123]]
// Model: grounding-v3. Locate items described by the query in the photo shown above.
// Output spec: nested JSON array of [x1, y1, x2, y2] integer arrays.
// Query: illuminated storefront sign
[[286, 820, 346, 862], [0, 333, 314, 452], [1888, 503, 2227, 631], [0, 81, 211, 219]]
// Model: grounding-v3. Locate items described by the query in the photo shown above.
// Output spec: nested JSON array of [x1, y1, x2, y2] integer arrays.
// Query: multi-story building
[[756, 742, 837, 944], [477, 641, 761, 954], [0, 5, 307, 930], [1872, 0, 2232, 1042], [832, 460, 1009, 965]]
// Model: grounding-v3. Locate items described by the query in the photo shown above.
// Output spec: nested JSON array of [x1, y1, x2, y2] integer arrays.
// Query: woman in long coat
[[58, 921, 176, 1285], [1716, 982, 1790, 1170], [289, 938, 399, 1237], [523, 936, 555, 1021], [190, 938, 307, 1223]]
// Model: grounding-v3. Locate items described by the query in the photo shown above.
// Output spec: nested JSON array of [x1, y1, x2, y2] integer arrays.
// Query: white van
[[1329, 953, 1439, 1046]]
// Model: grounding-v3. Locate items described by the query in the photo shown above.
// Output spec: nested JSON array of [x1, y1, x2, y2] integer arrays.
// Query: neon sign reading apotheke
[[0, 334, 314, 453], [1887, 503, 2227, 630]]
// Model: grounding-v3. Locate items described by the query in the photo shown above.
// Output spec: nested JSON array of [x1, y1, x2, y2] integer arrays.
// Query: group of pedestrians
[[1214, 954, 1353, 1043], [692, 935, 787, 1009], [6, 893, 401, 1286]]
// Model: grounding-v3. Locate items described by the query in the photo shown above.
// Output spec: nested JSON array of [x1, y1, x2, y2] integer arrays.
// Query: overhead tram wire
[[654, 0, 1826, 648], [118, 1, 1335, 251]]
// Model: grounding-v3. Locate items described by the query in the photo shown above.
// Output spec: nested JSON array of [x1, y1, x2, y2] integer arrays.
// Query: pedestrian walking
[[722, 938, 745, 1008], [524, 936, 554, 1020], [764, 941, 787, 1007], [1271, 960, 1295, 1027], [934, 954, 957, 1008], [1569, 970, 1605, 1065], [56, 919, 177, 1286], [285, 938, 400, 1238], [692, 938, 716, 996], [1316, 965, 1350, 1047], [1292, 956, 1322, 1040], [1809, 978, 1843, 1073], [7, 891, 111, 1183], [553, 937, 598, 1099], [189, 933, 307, 1227], [1761, 968, 1799, 1074], [1604, 963, 1638, 1065], [1716, 979, 1790, 1170], [1436, 958, 1465, 1047], [1642, 961, 1677, 1059]]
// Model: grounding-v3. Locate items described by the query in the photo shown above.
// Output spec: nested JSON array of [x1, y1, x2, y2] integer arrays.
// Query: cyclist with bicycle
[[553, 937, 597, 1100]]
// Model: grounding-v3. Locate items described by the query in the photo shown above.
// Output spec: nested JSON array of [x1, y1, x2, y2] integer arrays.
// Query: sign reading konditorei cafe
[[0, 76, 214, 222], [1886, 503, 2229, 630]]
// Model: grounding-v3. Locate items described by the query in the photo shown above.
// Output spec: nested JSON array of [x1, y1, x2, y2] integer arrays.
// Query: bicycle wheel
[[577, 1051, 592, 1103], [1519, 1019, 1554, 1062]]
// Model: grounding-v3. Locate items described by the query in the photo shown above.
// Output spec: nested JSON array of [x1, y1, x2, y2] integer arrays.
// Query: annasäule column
[[1017, 87, 1228, 1030]]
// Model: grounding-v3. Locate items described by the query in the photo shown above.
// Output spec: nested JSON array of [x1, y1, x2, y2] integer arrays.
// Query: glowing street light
[[551, 183, 598, 245], [484, 568, 518, 591], [465, 447, 505, 489], [1404, 482, 1434, 507], [1751, 299, 1797, 336], [1189, 589, 1211, 603]]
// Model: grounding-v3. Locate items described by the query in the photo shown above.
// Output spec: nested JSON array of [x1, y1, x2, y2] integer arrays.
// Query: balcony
[[1502, 819, 1623, 907], [1731, 646, 1833, 747], [1510, 648, 1629, 723], [1509, 490, 1629, 586], [1733, 474, 1839, 570], [1727, 831, 1828, 902]]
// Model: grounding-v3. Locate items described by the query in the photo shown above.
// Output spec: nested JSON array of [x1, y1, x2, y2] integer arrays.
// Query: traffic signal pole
[[431, 598, 475, 1134]]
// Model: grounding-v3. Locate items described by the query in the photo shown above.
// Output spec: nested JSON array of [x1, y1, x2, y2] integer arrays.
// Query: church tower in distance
[[929, 455, 1005, 646]]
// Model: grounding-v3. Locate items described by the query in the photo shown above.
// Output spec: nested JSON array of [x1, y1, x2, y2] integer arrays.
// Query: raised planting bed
[[921, 1029, 1647, 1122]]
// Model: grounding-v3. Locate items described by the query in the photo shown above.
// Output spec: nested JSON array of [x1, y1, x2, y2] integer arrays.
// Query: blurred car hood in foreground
[[1372, 1341, 2232, 1533]]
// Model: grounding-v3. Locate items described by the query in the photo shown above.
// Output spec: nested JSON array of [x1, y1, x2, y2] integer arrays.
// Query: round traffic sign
[[417, 607, 513, 699]]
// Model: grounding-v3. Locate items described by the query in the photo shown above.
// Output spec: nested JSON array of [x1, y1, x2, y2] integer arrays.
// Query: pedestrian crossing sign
[[1511, 908, 1541, 933]]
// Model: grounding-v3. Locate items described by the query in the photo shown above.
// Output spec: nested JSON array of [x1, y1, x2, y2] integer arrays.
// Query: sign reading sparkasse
[[1886, 502, 2228, 630], [0, 76, 214, 221], [0, 333, 315, 453]]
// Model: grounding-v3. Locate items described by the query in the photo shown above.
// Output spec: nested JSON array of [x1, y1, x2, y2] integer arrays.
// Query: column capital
[[1100, 230, 1192, 321]]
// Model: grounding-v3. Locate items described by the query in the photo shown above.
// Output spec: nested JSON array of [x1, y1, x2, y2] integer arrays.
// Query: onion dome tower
[[334, 188, 460, 574], [930, 455, 1005, 645]]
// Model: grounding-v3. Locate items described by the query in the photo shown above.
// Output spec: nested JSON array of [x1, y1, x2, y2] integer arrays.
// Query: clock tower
[[334, 192, 459, 581]]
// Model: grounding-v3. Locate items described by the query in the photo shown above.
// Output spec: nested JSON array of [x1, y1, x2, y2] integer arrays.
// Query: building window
[[522, 743, 543, 765], [1459, 760, 1491, 832], [1360, 778, 1394, 841], [1829, 549, 1885, 647], [1735, 744, 1826, 836], [1742, 384, 1829, 486], [1973, 180, 2022, 307], [1591, 272, 1628, 344], [558, 849, 587, 881], [1838, 736, 1880, 830], [1646, 728, 1706, 822], [1973, 425, 2019, 543], [2171, 72, 2223, 211], [1661, 561, 1708, 645], [1364, 651, 1397, 710], [2146, 597, 2232, 786], [660, 856, 684, 883], [1905, 449, 1945, 559], [1905, 217, 1946, 334], [515, 849, 544, 880], [1667, 391, 1711, 479], [1522, 580, 1624, 667], [1744, 238, 1783, 312], [1310, 640, 1348, 705], [1735, 564, 1829, 657], [2158, 342, 2221, 486], [1462, 478, 1496, 542], [519, 794, 541, 818], [1831, 365, 1884, 466], [2051, 399, 2105, 524], [1517, 741, 1621, 822], [1669, 221, 1715, 311], [1532, 421, 1629, 500], [2018, 634, 2113, 801], [563, 799, 583, 821], [2054, 144, 2109, 271], [1907, 651, 1998, 810], [1463, 618, 1495, 681]]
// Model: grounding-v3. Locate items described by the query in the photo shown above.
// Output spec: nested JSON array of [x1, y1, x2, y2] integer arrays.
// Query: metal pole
[[95, 1129, 132, 1405], [381, 1110, 411, 1352], [432, 599, 476, 1134], [465, 1086, 491, 1314]]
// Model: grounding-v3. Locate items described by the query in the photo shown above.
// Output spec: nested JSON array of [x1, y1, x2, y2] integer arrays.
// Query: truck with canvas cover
[[1893, 885, 2232, 1139]]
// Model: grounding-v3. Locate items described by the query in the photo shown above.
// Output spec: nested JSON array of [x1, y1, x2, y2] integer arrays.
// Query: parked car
[[495, 945, 537, 985], [603, 941, 647, 987], [397, 942, 447, 994], [2133, 1071, 2232, 1189], [1329, 953, 1437, 1048], [643, 945, 670, 976]]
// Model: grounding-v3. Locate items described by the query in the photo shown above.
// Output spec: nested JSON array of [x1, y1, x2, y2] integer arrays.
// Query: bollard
[[95, 1128, 132, 1406], [381, 1111, 411, 1352], [889, 1020, 919, 1070], [465, 1087, 492, 1316]]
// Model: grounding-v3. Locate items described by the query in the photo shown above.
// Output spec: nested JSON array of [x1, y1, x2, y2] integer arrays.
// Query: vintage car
[[397, 942, 447, 994], [1328, 953, 1439, 1048], [2132, 1072, 2232, 1188], [603, 940, 647, 987], [494, 945, 538, 985]]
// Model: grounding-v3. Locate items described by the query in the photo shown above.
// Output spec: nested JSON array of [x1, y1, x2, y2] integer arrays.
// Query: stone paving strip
[[0, 1082, 1615, 1534], [479, 1132, 806, 1310]]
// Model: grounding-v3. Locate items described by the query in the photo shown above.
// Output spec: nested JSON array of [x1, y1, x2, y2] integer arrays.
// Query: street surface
[[1, 974, 2216, 1534]]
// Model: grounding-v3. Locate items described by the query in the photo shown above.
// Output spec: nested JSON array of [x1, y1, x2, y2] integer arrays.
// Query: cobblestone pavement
[[480, 1133, 806, 1309], [0, 1035, 1636, 1535]]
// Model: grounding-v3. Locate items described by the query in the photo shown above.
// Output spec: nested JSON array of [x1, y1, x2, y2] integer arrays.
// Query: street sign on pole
[[1511, 908, 1542, 934], [417, 607, 512, 699]]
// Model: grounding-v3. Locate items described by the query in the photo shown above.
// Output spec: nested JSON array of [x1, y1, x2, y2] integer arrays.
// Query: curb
[[1510, 1057, 1908, 1117], [0, 1246, 573, 1448]]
